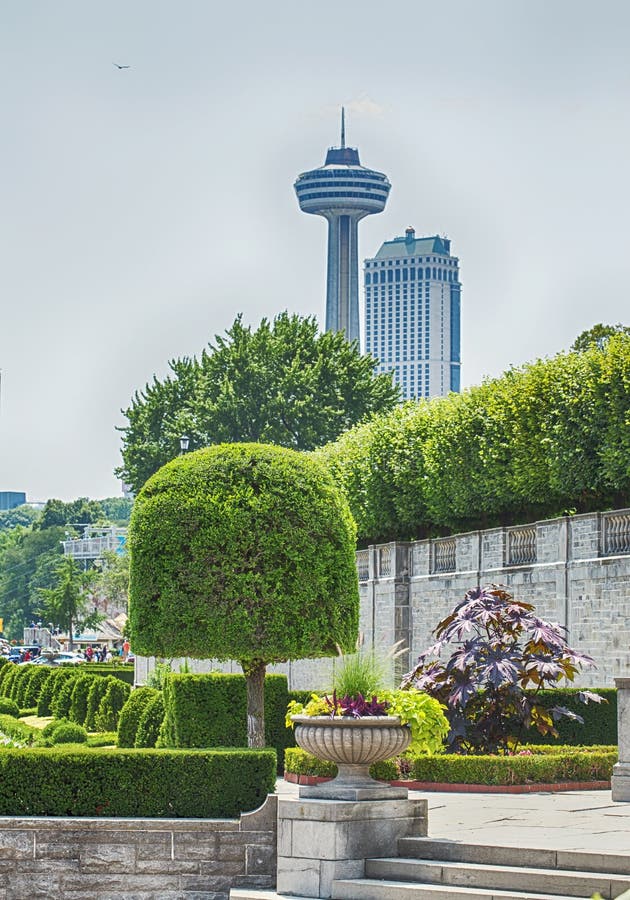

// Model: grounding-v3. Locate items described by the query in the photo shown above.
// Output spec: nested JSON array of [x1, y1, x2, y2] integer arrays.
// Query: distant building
[[0, 491, 26, 511], [294, 109, 391, 343], [62, 525, 127, 562], [364, 228, 461, 400]]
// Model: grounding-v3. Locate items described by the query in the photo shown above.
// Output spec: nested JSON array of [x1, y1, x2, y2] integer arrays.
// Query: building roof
[[371, 231, 452, 260]]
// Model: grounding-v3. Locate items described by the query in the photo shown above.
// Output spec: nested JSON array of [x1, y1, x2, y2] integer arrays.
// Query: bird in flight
[[113, 63, 130, 69]]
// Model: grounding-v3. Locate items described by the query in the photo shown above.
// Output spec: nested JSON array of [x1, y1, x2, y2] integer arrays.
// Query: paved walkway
[[277, 780, 630, 855]]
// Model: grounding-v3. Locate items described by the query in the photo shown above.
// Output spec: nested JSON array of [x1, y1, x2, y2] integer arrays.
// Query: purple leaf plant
[[401, 585, 603, 754]]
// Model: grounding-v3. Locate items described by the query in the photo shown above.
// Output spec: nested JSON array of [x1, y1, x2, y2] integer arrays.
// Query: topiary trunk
[[242, 659, 266, 748]]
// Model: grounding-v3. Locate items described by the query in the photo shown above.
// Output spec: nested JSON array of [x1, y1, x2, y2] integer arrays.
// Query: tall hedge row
[[315, 336, 630, 542]]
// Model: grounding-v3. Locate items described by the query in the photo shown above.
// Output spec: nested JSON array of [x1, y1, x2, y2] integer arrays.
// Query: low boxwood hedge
[[524, 688, 617, 745], [284, 745, 617, 785], [0, 747, 276, 817]]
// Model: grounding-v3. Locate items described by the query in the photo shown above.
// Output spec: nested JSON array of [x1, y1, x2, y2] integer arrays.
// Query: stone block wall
[[0, 795, 276, 899]]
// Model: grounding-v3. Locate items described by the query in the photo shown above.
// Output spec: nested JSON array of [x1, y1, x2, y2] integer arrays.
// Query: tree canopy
[[128, 442, 359, 745], [572, 322, 630, 353], [117, 312, 399, 494]]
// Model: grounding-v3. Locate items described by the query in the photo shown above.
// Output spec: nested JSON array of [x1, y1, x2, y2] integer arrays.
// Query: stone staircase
[[331, 837, 630, 900]]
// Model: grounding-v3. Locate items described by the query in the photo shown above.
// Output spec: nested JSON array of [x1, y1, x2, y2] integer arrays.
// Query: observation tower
[[294, 110, 391, 344]]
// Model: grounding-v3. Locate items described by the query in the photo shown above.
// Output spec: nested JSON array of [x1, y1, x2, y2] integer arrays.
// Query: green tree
[[37, 557, 103, 650], [572, 323, 630, 353], [0, 526, 66, 638], [93, 550, 129, 613], [37, 498, 104, 531], [99, 497, 133, 524], [0, 505, 41, 531], [128, 443, 359, 747], [117, 312, 399, 494]]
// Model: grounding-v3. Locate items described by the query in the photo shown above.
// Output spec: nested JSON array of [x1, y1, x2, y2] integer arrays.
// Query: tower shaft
[[326, 214, 360, 342]]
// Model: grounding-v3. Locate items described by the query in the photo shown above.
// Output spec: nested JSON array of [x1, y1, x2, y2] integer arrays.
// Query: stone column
[[612, 677, 630, 801], [276, 795, 427, 898]]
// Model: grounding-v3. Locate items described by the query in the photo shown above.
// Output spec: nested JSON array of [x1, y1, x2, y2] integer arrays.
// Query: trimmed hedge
[[50, 723, 88, 745], [284, 745, 617, 785], [69, 675, 98, 726], [160, 673, 292, 768], [0, 747, 277, 817], [83, 664, 134, 686], [0, 714, 38, 745], [117, 687, 159, 748], [84, 677, 115, 732], [524, 688, 617, 746], [135, 693, 165, 748], [95, 679, 131, 732], [0, 698, 19, 718], [38, 668, 75, 717]]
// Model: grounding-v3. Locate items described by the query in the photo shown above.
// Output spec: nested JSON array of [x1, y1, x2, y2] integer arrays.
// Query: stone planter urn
[[291, 714, 411, 800]]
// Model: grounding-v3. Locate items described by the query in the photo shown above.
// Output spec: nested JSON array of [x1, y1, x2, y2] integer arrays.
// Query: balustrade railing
[[432, 537, 456, 573], [602, 510, 630, 556], [507, 525, 537, 565], [378, 546, 392, 577], [356, 549, 370, 582]]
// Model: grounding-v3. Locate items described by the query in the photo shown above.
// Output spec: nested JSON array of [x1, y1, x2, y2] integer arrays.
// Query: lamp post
[[179, 435, 190, 455]]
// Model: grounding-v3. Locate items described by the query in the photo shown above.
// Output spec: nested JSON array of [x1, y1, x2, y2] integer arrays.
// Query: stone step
[[331, 879, 589, 900], [364, 857, 630, 898], [398, 839, 630, 877], [230, 891, 311, 900]]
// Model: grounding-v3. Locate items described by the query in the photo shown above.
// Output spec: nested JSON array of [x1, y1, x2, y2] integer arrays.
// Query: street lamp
[[179, 435, 190, 455]]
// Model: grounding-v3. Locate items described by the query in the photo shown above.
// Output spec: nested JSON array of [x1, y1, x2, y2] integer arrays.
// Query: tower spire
[[340, 107, 345, 149]]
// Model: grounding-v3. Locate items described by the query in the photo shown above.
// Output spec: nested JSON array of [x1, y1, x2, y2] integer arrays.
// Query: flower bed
[[284, 745, 617, 791]]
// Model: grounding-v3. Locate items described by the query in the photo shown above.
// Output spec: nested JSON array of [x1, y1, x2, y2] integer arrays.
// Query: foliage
[[129, 442, 359, 748], [93, 550, 129, 613], [117, 312, 399, 493], [99, 497, 133, 525], [117, 687, 160, 748], [0, 747, 277, 817], [94, 678, 131, 732], [0, 504, 41, 531], [36, 498, 104, 531], [38, 668, 73, 716], [524, 688, 617, 746], [69, 675, 98, 726], [572, 322, 630, 353], [331, 639, 402, 699], [84, 677, 114, 732], [37, 556, 104, 647], [22, 667, 52, 709], [159, 674, 292, 769], [403, 586, 602, 754], [51, 676, 78, 720], [49, 723, 88, 745], [0, 714, 38, 746], [41, 718, 70, 738], [284, 745, 617, 785], [146, 661, 172, 690], [315, 333, 630, 543], [0, 526, 66, 638], [134, 693, 165, 748], [0, 697, 19, 717]]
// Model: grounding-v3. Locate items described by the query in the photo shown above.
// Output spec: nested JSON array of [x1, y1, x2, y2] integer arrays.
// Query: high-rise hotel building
[[364, 228, 461, 400]]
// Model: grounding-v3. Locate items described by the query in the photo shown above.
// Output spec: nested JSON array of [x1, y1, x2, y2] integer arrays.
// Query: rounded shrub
[[117, 686, 159, 748], [13, 666, 38, 708], [0, 657, 8, 671], [95, 678, 131, 732], [134, 693, 165, 748], [0, 697, 20, 717], [41, 718, 70, 738], [1, 666, 19, 701], [50, 722, 88, 745], [23, 667, 52, 709], [84, 677, 115, 732], [69, 675, 98, 726], [52, 675, 79, 720]]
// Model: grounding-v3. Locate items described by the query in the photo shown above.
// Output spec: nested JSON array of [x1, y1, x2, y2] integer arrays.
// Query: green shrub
[[87, 732, 117, 748], [95, 679, 131, 732], [39, 668, 76, 718], [117, 687, 159, 748], [22, 667, 52, 708], [0, 698, 20, 717], [41, 718, 70, 738], [0, 747, 276, 817], [0, 660, 11, 691], [524, 688, 617, 746], [0, 666, 18, 700], [84, 677, 115, 732], [0, 714, 38, 745], [0, 657, 8, 670], [69, 675, 98, 726], [135, 694, 165, 748], [50, 723, 88, 745], [52, 677, 79, 720], [160, 673, 291, 768], [284, 746, 617, 785], [85, 664, 134, 686], [12, 666, 36, 708]]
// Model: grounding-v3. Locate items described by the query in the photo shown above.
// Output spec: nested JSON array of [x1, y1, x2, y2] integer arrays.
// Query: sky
[[1, 0, 629, 502]]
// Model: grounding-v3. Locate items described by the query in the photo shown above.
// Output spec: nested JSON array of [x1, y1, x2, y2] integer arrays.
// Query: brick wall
[[0, 794, 276, 899]]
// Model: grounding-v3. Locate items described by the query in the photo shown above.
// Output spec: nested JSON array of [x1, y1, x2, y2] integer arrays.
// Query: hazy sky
[[1, 1, 629, 502]]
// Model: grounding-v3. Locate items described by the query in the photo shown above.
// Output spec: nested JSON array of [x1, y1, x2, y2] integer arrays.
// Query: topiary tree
[[134, 693, 165, 748], [117, 686, 160, 748], [69, 675, 98, 725], [129, 442, 359, 747], [84, 676, 113, 732], [95, 678, 131, 732]]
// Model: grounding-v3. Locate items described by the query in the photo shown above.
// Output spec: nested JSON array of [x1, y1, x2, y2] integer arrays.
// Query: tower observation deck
[[294, 111, 391, 344]]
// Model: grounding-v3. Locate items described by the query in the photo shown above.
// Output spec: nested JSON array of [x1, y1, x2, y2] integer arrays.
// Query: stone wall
[[0, 795, 276, 899], [136, 509, 630, 691]]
